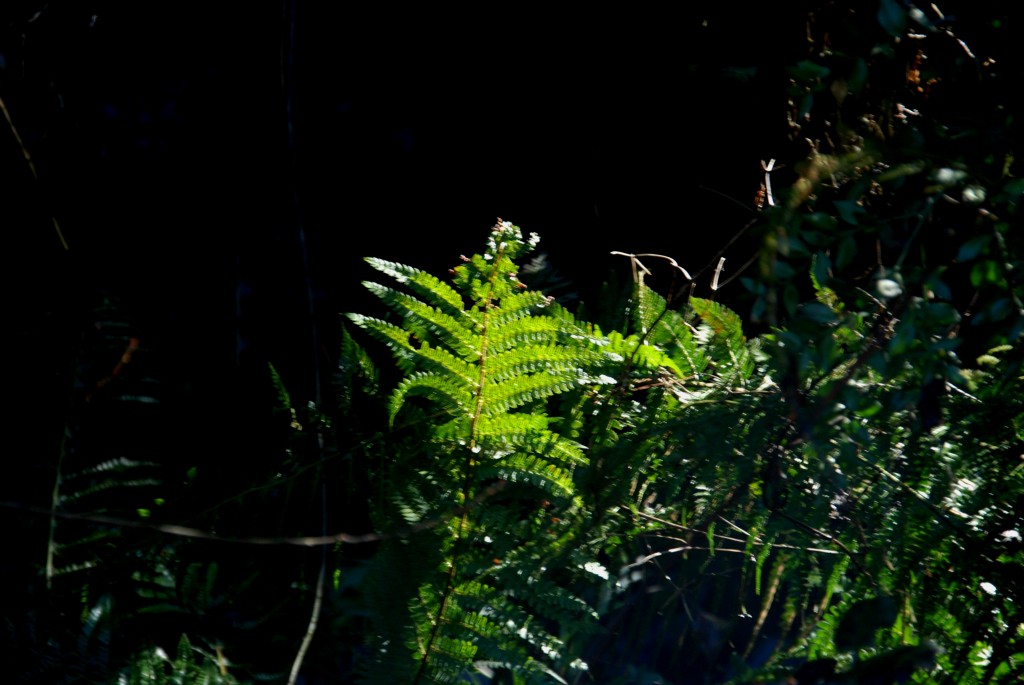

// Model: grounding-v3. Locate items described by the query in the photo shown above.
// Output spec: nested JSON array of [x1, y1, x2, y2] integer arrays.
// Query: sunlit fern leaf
[[360, 282, 481, 359], [633, 280, 663, 336], [690, 296, 756, 384], [634, 284, 710, 379], [478, 455, 576, 497], [346, 314, 421, 375], [390, 373, 474, 426], [482, 373, 581, 416], [365, 257, 467, 315], [602, 330, 685, 377], [486, 315, 573, 353], [484, 344, 607, 384], [408, 344, 479, 384], [472, 415, 587, 465], [488, 290, 559, 325]]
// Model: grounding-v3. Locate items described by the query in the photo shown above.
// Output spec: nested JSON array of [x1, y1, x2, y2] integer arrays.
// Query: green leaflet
[[690, 296, 756, 384]]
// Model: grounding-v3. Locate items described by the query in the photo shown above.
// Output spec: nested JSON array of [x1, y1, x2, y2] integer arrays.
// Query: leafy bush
[[338, 217, 1021, 683]]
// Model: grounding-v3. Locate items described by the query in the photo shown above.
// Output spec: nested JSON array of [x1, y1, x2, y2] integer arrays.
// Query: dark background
[[7, 3, 801, 415]]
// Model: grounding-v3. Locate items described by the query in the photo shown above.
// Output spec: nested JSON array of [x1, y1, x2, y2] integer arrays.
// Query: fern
[[344, 219, 1009, 684], [119, 633, 239, 685], [345, 221, 783, 683], [349, 221, 612, 683]]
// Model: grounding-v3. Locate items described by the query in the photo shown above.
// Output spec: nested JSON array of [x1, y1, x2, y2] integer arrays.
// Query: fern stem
[[414, 237, 507, 684], [467, 242, 504, 451], [413, 510, 469, 684], [46, 425, 70, 589]]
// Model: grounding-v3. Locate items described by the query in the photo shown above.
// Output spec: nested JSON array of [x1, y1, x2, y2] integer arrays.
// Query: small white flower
[[569, 658, 589, 671], [583, 561, 610, 580], [876, 278, 903, 299], [935, 167, 967, 185], [962, 185, 986, 204]]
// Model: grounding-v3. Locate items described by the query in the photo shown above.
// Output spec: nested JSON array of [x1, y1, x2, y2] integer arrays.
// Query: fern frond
[[346, 314, 420, 372], [350, 221, 607, 683], [472, 415, 587, 466], [482, 372, 581, 416], [362, 282, 481, 359], [337, 323, 380, 410], [390, 373, 474, 426], [268, 363, 293, 412], [478, 454, 576, 497], [485, 315, 573, 353], [634, 284, 710, 379], [487, 290, 557, 325], [365, 257, 467, 315], [603, 330, 685, 377], [691, 296, 756, 384], [485, 344, 607, 384], [59, 478, 162, 505]]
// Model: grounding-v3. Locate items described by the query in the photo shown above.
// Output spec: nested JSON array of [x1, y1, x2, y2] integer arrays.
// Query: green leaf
[[878, 0, 907, 36], [788, 60, 831, 82], [834, 200, 863, 225], [800, 302, 838, 325], [957, 235, 992, 262]]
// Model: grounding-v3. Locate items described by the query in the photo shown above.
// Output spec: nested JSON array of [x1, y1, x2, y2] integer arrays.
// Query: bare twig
[[610, 251, 692, 282], [760, 158, 779, 208], [0, 480, 509, 548], [0, 94, 69, 250], [710, 257, 726, 292], [287, 557, 326, 685]]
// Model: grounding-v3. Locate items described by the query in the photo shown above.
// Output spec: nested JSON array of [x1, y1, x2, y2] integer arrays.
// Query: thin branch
[[611, 251, 692, 282], [0, 479, 509, 547], [287, 557, 326, 685], [773, 509, 873, 583], [710, 257, 727, 292], [640, 532, 840, 557], [625, 541, 836, 570], [714, 251, 759, 291], [0, 94, 69, 250]]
